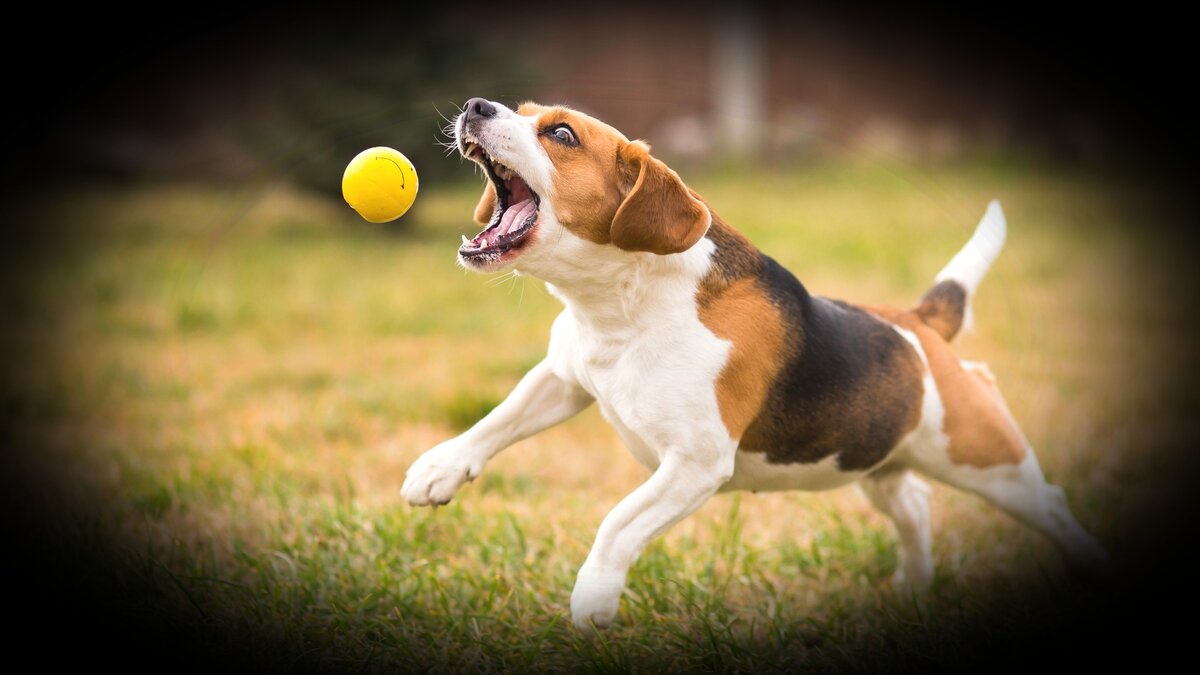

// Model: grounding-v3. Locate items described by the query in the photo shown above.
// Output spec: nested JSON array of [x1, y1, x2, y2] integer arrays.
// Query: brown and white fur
[[401, 98, 1109, 630]]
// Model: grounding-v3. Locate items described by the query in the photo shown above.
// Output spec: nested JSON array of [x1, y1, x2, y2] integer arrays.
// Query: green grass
[[3, 159, 1196, 671]]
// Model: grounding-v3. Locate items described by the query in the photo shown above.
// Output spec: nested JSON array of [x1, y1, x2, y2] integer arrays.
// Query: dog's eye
[[553, 127, 575, 144], [546, 124, 578, 146]]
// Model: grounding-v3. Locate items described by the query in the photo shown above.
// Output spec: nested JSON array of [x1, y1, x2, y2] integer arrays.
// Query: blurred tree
[[241, 10, 539, 199], [36, 8, 538, 221]]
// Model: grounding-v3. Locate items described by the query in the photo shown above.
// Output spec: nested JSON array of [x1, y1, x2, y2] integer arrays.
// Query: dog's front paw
[[570, 567, 626, 631], [401, 441, 483, 507]]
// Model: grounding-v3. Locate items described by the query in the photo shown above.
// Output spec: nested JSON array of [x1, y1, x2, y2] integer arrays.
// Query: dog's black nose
[[463, 97, 498, 123]]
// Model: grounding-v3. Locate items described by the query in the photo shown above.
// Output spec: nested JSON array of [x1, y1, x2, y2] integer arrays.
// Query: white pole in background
[[713, 3, 766, 159]]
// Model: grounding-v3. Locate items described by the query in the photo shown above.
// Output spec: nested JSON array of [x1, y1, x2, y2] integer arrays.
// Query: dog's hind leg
[[899, 360, 1111, 578], [860, 468, 935, 591], [920, 451, 1111, 577]]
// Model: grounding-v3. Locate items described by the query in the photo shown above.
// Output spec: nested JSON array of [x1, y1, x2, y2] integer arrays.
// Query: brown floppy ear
[[473, 181, 498, 225], [611, 141, 710, 254]]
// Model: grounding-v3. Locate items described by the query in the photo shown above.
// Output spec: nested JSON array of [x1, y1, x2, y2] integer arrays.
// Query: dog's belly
[[720, 451, 867, 493]]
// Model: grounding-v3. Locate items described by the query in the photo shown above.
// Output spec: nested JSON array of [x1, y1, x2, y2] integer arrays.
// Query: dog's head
[[454, 98, 711, 275]]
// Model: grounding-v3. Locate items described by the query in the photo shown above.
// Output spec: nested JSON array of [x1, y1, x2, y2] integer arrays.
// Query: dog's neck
[[530, 235, 717, 333]]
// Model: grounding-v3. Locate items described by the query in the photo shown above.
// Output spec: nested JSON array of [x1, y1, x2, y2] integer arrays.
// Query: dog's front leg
[[572, 448, 735, 629], [402, 360, 592, 506]]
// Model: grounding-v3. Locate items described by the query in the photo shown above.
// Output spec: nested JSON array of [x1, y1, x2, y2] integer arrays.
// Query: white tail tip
[[933, 200, 1007, 333], [934, 199, 1007, 295]]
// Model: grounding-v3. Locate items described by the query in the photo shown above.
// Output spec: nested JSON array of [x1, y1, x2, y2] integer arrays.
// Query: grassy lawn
[[3, 159, 1195, 671]]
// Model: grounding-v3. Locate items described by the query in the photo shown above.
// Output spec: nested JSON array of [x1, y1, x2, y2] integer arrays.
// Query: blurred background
[[20, 5, 1187, 195], [2, 4, 1196, 672]]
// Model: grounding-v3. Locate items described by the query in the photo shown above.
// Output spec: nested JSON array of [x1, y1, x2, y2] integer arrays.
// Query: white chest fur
[[541, 238, 734, 470], [575, 316, 729, 470]]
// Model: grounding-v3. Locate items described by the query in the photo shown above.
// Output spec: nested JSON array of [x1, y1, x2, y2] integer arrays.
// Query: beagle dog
[[401, 98, 1109, 629]]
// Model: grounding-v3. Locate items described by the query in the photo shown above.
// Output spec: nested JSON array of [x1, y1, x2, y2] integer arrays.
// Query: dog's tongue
[[498, 198, 537, 237]]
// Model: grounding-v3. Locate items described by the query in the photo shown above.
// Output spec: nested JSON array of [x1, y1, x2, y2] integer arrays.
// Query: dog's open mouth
[[458, 141, 540, 264]]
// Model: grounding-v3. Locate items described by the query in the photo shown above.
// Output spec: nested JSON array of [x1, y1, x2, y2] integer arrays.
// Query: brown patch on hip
[[870, 307, 1027, 468], [698, 278, 788, 440], [960, 360, 1029, 464]]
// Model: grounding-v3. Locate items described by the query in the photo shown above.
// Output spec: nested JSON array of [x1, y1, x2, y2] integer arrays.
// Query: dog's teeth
[[461, 235, 470, 247]]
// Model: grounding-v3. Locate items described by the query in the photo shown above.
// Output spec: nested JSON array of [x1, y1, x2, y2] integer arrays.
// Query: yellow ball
[[341, 147, 419, 223]]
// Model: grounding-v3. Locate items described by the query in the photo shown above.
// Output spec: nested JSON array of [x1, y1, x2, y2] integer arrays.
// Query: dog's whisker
[[485, 271, 518, 288], [433, 102, 459, 129]]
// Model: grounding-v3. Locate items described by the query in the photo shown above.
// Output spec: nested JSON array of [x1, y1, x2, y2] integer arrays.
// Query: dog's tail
[[913, 200, 1007, 341]]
